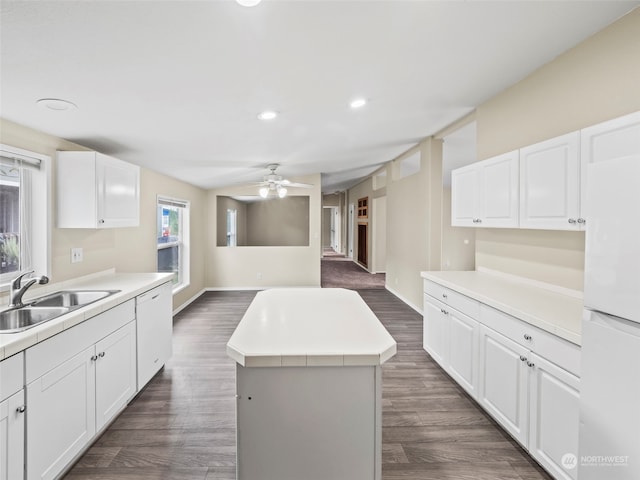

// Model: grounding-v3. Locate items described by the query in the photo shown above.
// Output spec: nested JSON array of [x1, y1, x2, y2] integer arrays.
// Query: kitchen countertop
[[227, 288, 397, 367], [421, 270, 583, 346], [0, 270, 173, 360]]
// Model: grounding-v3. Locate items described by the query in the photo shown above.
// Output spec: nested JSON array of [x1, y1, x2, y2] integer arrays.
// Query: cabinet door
[[528, 353, 580, 480], [27, 347, 96, 480], [520, 132, 582, 230], [451, 165, 480, 227], [580, 110, 640, 220], [447, 309, 479, 400], [95, 321, 137, 431], [423, 295, 448, 368], [478, 325, 529, 446], [96, 153, 140, 228], [1, 390, 25, 480], [479, 151, 519, 228]]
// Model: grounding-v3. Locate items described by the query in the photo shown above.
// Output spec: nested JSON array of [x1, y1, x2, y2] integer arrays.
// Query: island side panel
[[236, 364, 381, 480]]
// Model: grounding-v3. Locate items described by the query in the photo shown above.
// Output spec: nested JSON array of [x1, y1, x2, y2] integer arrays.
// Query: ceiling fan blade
[[284, 182, 314, 188]]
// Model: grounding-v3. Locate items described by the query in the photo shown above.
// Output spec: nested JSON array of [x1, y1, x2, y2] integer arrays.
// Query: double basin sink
[[0, 290, 120, 333]]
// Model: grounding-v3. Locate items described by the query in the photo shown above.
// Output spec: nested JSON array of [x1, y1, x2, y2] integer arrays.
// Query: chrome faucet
[[9, 271, 49, 308]]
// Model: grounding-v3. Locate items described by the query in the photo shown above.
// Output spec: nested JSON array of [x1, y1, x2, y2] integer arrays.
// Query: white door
[[348, 204, 354, 259], [0, 390, 25, 480], [27, 346, 96, 480], [447, 309, 479, 400], [96, 153, 140, 228], [95, 322, 137, 431], [422, 295, 448, 369], [583, 156, 640, 322], [529, 353, 580, 480], [480, 150, 519, 227], [478, 325, 529, 446], [519, 132, 581, 230], [451, 165, 479, 226]]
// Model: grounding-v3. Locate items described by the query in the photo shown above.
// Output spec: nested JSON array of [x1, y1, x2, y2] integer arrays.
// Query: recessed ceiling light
[[236, 0, 262, 7], [36, 98, 78, 111], [258, 111, 278, 121], [349, 98, 367, 109]]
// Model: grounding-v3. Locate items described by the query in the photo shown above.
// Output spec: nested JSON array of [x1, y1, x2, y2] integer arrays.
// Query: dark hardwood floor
[[64, 289, 551, 480]]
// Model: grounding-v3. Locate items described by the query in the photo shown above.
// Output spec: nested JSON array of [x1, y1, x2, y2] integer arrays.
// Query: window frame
[[156, 195, 190, 294], [0, 144, 51, 292]]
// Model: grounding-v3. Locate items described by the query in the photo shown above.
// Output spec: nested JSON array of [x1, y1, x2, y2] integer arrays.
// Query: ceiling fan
[[250, 164, 313, 198]]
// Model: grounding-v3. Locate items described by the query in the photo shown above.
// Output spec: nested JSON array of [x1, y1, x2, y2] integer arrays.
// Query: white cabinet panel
[[519, 132, 582, 230], [478, 325, 529, 446], [27, 346, 96, 480], [529, 353, 580, 480], [95, 322, 137, 431], [57, 151, 140, 228], [0, 390, 25, 480], [447, 310, 479, 399], [422, 295, 448, 368], [451, 150, 519, 228]]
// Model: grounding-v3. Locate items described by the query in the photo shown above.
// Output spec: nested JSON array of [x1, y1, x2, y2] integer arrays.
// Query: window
[[157, 196, 190, 292], [0, 144, 49, 290], [226, 209, 237, 247], [357, 197, 368, 218]]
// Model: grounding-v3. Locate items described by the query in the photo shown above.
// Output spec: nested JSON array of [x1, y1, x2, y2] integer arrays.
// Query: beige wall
[[473, 8, 640, 291], [207, 174, 321, 289], [216, 196, 247, 246], [441, 187, 475, 271], [246, 197, 310, 247], [0, 118, 208, 311]]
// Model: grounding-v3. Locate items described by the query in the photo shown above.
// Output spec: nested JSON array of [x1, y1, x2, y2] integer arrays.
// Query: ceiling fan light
[[259, 187, 269, 198], [278, 186, 287, 198], [236, 0, 262, 6]]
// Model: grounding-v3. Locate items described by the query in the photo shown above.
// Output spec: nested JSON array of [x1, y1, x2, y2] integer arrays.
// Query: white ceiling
[[1, 1, 638, 193]]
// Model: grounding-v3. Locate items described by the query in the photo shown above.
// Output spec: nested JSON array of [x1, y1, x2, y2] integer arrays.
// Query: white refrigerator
[[579, 155, 640, 480]]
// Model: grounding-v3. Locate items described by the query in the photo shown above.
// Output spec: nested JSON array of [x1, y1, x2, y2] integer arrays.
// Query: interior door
[[348, 204, 354, 258], [357, 223, 368, 268]]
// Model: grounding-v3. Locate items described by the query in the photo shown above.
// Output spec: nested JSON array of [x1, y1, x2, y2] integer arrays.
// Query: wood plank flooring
[[64, 289, 551, 480]]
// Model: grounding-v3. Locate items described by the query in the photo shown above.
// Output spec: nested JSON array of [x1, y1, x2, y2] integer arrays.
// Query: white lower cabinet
[[1, 353, 25, 480], [529, 353, 580, 480], [26, 301, 136, 480], [422, 278, 580, 480], [478, 325, 529, 445]]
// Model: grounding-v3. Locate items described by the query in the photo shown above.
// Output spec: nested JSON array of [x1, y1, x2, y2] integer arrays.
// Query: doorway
[[357, 223, 368, 268], [348, 204, 354, 259]]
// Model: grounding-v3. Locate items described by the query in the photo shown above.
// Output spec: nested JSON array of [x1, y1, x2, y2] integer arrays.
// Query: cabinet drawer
[[26, 299, 135, 384], [480, 305, 580, 377], [0, 352, 23, 402], [424, 279, 480, 319]]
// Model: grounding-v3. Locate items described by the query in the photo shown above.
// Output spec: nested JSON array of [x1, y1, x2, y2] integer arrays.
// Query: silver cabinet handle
[[524, 334, 532, 341], [577, 218, 586, 224], [519, 355, 527, 362], [440, 309, 448, 315], [442, 293, 447, 299], [472, 218, 483, 224], [527, 361, 535, 368], [91, 354, 98, 361], [98, 351, 105, 358], [568, 218, 577, 224], [16, 405, 26, 413], [99, 219, 105, 224], [476, 218, 482, 223]]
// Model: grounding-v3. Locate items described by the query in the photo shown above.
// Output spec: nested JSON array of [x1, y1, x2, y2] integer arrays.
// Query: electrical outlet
[[71, 247, 83, 263]]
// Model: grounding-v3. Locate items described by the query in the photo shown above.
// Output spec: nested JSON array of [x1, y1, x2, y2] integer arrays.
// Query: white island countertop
[[227, 288, 397, 367], [421, 270, 583, 345], [0, 270, 173, 360]]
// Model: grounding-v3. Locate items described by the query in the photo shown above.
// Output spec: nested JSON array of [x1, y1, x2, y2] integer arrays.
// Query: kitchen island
[[227, 288, 396, 480]]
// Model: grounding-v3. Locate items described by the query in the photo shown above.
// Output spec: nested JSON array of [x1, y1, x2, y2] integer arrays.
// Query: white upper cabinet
[[519, 132, 583, 230], [580, 110, 640, 216], [451, 150, 519, 228], [57, 151, 140, 228]]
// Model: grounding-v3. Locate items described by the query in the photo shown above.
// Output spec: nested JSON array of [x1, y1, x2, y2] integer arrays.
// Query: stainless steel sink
[[31, 290, 119, 308], [0, 289, 120, 333], [0, 306, 70, 333]]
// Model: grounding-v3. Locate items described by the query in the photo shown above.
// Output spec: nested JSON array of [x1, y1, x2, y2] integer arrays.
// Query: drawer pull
[[524, 334, 532, 341], [527, 361, 535, 368], [440, 309, 448, 315], [519, 355, 527, 362], [442, 293, 448, 299], [91, 354, 98, 361], [16, 405, 26, 413], [98, 351, 106, 358]]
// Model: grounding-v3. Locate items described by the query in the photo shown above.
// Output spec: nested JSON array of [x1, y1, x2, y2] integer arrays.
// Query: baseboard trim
[[172, 288, 207, 316], [385, 285, 423, 315]]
